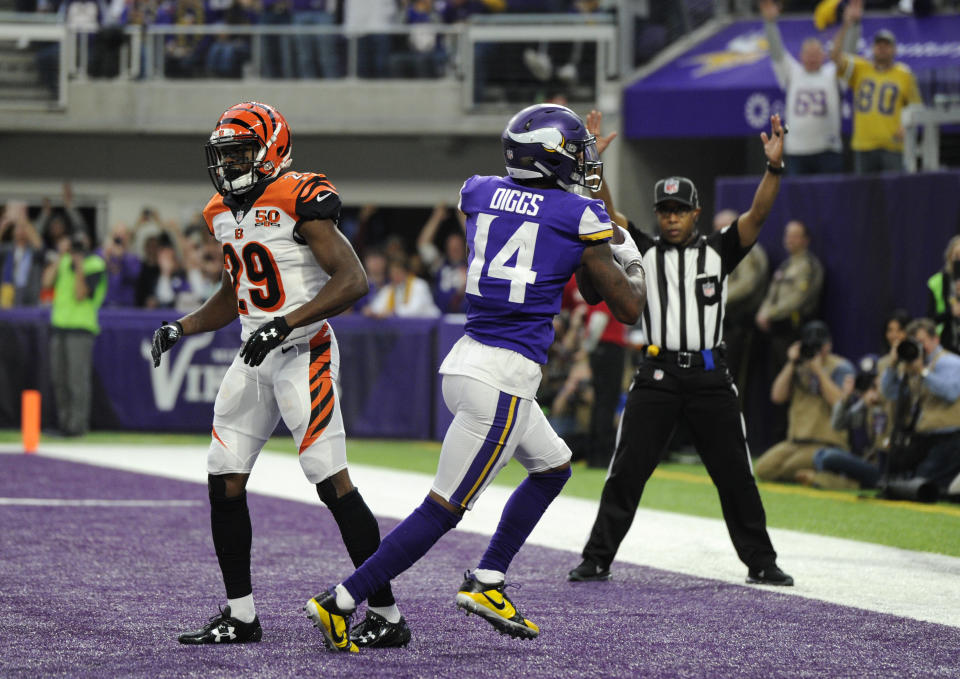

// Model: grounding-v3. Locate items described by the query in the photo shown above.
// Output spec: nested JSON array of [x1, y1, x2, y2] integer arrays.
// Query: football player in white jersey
[[150, 102, 409, 650], [760, 0, 858, 174]]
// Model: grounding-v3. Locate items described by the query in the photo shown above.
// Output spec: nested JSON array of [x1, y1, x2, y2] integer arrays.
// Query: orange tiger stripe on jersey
[[247, 172, 338, 224], [212, 426, 230, 451], [299, 324, 334, 455]]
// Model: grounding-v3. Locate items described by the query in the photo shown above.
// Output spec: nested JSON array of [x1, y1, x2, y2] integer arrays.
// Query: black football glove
[[151, 320, 183, 368], [240, 316, 292, 367]]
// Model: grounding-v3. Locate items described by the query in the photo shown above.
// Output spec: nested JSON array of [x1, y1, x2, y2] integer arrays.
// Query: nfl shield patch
[[653, 369, 664, 381], [702, 280, 715, 298], [664, 179, 680, 194]]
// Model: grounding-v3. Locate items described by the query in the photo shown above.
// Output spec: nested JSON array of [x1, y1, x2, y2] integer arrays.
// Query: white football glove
[[609, 225, 643, 271]]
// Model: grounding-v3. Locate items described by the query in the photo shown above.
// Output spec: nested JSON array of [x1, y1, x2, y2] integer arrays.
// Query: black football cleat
[[746, 564, 794, 586], [178, 605, 262, 645], [567, 558, 612, 582], [455, 571, 539, 640], [349, 610, 412, 649], [305, 590, 358, 653]]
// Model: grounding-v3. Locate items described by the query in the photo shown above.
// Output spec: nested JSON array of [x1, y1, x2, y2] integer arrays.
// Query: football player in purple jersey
[[305, 104, 647, 651]]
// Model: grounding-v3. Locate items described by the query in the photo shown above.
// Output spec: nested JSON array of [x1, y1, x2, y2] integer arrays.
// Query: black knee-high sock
[[210, 491, 253, 600], [325, 488, 395, 608]]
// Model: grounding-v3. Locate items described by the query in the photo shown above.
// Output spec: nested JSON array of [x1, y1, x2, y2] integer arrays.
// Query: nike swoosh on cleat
[[480, 592, 506, 611]]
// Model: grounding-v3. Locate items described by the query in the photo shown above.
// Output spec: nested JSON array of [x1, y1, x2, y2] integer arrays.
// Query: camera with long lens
[[799, 338, 823, 361], [896, 338, 922, 363], [797, 320, 830, 363], [69, 233, 88, 254]]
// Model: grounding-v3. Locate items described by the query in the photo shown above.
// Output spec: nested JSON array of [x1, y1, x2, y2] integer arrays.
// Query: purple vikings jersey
[[458, 175, 613, 363]]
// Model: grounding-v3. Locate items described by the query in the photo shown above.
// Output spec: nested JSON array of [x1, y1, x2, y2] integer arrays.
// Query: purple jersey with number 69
[[458, 175, 613, 363]]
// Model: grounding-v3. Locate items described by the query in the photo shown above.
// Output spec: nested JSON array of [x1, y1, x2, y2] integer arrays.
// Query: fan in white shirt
[[760, 0, 859, 174], [365, 254, 441, 318]]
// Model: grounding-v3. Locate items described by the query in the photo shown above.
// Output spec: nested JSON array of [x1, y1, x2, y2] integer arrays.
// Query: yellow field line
[[651, 468, 960, 518]]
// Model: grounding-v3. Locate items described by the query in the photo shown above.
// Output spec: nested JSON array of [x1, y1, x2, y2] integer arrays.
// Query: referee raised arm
[[569, 114, 793, 587]]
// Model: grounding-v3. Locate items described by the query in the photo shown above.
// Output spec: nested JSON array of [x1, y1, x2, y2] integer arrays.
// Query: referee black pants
[[582, 357, 778, 571]]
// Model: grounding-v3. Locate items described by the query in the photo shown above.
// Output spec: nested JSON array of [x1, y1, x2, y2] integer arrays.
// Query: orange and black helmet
[[205, 101, 292, 195]]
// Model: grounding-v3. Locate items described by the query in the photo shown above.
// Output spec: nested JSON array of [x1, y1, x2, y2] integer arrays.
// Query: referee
[[569, 114, 793, 587]]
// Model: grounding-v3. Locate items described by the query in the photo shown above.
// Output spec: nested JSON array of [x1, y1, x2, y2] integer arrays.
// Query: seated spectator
[[352, 248, 387, 313], [98, 223, 141, 308], [416, 204, 467, 314], [539, 304, 592, 444], [291, 0, 339, 79], [364, 254, 440, 318], [390, 0, 446, 78], [205, 0, 254, 78], [141, 238, 191, 309], [0, 202, 45, 307], [881, 318, 960, 494], [754, 320, 855, 484], [163, 1, 206, 78], [926, 234, 960, 354]]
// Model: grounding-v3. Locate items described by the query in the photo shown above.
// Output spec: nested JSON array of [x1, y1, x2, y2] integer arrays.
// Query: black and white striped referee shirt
[[636, 220, 751, 352]]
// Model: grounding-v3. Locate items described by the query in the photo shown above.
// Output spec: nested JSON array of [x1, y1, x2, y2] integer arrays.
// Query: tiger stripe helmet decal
[[205, 101, 293, 196]]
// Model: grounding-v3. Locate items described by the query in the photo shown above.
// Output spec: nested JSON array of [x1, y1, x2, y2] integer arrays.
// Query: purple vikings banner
[[625, 14, 960, 138], [0, 309, 448, 439]]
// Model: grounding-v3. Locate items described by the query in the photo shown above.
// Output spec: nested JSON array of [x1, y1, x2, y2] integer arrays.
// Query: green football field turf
[[3, 430, 958, 557]]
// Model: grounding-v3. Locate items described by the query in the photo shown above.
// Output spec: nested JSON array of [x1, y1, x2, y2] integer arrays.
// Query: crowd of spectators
[[0, 187, 468, 319], [2, 178, 958, 497], [25, 0, 617, 93]]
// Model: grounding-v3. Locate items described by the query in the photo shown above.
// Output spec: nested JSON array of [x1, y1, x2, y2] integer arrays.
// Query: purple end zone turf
[[2, 453, 959, 678]]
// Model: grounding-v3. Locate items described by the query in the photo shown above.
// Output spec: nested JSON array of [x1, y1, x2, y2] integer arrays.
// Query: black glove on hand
[[240, 316, 292, 367], [151, 321, 183, 367]]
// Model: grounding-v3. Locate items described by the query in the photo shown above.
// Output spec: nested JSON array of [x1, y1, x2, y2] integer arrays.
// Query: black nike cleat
[[178, 605, 262, 645], [746, 564, 794, 586], [349, 610, 412, 648], [304, 590, 358, 653], [568, 558, 612, 582], [454, 571, 539, 640]]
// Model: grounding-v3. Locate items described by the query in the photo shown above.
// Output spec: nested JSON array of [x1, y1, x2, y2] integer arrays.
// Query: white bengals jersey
[[203, 170, 342, 343]]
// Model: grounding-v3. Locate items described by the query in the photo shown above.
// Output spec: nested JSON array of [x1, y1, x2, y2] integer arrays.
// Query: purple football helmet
[[502, 104, 603, 193]]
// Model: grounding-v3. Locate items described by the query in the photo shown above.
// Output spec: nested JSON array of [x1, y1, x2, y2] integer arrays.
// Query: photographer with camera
[[41, 229, 107, 436], [799, 311, 911, 490], [926, 235, 960, 355], [755, 320, 855, 484], [880, 318, 960, 496]]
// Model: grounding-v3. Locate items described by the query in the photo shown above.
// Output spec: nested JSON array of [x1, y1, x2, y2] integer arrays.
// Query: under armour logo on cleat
[[212, 625, 236, 642]]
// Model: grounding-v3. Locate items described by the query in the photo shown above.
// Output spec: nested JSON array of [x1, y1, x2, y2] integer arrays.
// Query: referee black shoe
[[177, 605, 262, 644], [349, 610, 412, 648], [567, 559, 612, 582], [746, 564, 794, 586]]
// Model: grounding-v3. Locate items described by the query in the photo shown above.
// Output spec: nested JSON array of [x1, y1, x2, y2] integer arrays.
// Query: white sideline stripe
[[0, 498, 200, 507], [11, 444, 960, 629]]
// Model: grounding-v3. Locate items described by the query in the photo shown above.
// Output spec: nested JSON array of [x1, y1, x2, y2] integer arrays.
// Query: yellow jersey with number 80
[[843, 56, 922, 152]]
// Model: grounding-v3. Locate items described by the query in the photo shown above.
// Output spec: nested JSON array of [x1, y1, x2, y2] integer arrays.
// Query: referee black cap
[[654, 177, 700, 209]]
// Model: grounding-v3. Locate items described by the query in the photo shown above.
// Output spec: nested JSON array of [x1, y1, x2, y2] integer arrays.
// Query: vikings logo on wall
[[687, 32, 769, 78]]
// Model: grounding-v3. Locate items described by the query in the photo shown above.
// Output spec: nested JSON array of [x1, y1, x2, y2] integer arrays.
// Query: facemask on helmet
[[502, 104, 603, 193], [205, 101, 292, 196]]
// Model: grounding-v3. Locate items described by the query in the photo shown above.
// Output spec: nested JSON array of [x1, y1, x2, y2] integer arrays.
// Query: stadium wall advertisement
[[624, 14, 960, 138], [0, 310, 460, 440]]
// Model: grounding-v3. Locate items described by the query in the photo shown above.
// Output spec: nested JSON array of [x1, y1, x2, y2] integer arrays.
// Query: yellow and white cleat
[[304, 591, 359, 653], [454, 571, 540, 640]]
